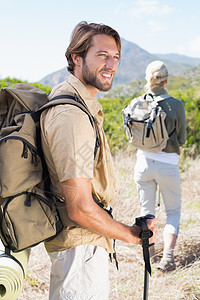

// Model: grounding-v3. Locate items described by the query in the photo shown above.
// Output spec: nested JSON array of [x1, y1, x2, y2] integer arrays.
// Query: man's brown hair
[[65, 21, 121, 74]]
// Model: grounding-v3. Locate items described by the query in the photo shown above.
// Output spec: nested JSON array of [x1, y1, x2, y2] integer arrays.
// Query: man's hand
[[60, 178, 158, 245], [132, 216, 158, 245], [146, 218, 158, 245]]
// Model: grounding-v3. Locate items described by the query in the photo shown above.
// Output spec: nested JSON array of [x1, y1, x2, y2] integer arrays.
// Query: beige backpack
[[0, 83, 99, 252], [122, 93, 171, 152]]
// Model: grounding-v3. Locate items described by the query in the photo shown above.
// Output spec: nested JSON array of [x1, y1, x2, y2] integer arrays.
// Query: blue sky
[[1, 0, 200, 82]]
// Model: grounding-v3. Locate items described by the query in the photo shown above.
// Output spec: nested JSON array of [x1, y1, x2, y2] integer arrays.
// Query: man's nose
[[105, 57, 118, 70]]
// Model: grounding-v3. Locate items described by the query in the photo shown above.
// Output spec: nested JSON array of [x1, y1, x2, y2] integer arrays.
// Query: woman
[[134, 60, 187, 271]]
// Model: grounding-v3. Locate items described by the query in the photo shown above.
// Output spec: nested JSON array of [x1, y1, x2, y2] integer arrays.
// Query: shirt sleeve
[[43, 105, 96, 182], [176, 100, 187, 146]]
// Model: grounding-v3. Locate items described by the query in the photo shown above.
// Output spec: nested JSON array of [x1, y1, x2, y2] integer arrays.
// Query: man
[[40, 21, 157, 300]]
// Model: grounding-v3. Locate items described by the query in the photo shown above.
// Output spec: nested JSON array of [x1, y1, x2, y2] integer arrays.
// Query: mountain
[[154, 53, 200, 67], [184, 64, 200, 87], [102, 63, 200, 100], [112, 38, 158, 86], [39, 38, 200, 88], [39, 68, 70, 88]]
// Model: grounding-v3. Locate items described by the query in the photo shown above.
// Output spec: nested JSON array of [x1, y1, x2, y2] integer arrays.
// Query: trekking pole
[[157, 187, 161, 208], [135, 214, 155, 300]]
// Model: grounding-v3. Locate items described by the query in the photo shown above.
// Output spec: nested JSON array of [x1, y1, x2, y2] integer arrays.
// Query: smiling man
[[40, 21, 157, 300], [80, 34, 119, 93]]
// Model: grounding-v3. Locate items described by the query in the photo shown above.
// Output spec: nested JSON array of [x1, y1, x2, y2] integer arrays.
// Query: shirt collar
[[67, 74, 103, 117], [149, 87, 167, 96]]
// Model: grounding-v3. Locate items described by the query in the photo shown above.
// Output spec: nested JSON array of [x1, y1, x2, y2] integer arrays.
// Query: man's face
[[81, 34, 120, 96]]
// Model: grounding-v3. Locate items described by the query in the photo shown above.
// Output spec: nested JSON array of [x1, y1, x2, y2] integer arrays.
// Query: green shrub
[[99, 97, 132, 153], [2, 76, 200, 158], [0, 77, 51, 94], [101, 85, 200, 157]]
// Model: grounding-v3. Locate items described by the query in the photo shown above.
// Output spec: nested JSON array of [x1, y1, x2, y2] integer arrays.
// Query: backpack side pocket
[[1, 187, 63, 252]]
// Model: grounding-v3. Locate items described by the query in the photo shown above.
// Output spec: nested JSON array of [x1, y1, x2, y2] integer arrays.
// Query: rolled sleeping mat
[[0, 240, 30, 300]]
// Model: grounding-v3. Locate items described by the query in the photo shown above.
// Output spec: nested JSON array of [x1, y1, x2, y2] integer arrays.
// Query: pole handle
[[135, 214, 155, 275]]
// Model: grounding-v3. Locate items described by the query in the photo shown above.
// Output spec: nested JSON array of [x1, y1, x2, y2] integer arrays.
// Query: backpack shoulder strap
[[33, 93, 100, 158], [143, 93, 171, 103], [44, 93, 94, 124], [154, 93, 171, 103], [143, 93, 154, 100], [153, 93, 176, 137]]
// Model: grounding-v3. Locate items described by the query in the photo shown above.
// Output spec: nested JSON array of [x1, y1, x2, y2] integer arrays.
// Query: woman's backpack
[[122, 93, 170, 152]]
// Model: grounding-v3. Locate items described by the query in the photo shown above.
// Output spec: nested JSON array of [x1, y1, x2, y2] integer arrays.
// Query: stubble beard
[[82, 60, 114, 92]]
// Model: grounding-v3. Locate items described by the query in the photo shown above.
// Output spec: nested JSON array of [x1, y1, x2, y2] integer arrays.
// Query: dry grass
[[109, 152, 200, 300], [20, 151, 200, 300]]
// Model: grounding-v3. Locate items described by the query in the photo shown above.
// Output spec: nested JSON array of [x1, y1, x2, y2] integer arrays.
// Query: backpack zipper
[[3, 191, 53, 216], [0, 136, 39, 166]]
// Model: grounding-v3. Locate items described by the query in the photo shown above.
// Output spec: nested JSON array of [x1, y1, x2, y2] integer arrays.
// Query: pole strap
[[135, 214, 155, 275]]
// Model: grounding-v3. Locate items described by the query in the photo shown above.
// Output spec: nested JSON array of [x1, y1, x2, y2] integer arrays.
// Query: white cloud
[[129, 0, 173, 17], [189, 35, 200, 56], [177, 36, 200, 57], [147, 21, 166, 32], [162, 4, 173, 14]]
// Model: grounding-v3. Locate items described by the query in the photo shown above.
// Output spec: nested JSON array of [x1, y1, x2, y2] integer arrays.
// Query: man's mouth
[[101, 73, 112, 80]]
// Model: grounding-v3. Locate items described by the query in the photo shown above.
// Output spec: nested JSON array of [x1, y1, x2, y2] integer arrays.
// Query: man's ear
[[71, 54, 82, 66]]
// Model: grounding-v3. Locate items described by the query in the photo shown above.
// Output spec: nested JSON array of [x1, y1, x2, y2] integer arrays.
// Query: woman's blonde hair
[[145, 60, 168, 90]]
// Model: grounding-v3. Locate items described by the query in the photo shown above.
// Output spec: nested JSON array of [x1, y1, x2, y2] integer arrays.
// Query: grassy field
[[20, 151, 200, 300], [109, 151, 200, 300]]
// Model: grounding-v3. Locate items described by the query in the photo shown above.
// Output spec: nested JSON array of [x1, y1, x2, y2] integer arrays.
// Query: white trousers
[[134, 157, 181, 235], [48, 245, 109, 300]]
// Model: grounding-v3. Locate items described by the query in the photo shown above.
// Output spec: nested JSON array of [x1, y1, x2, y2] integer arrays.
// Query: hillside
[[184, 64, 200, 86], [38, 37, 197, 88], [155, 53, 200, 67], [102, 64, 200, 100]]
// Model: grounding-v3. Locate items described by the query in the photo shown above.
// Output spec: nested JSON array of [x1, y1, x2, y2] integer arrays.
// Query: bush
[[99, 97, 131, 153], [0, 77, 51, 94], [101, 85, 200, 157]]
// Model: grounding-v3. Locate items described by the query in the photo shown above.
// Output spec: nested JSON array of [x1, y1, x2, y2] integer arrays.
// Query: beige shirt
[[40, 74, 118, 253]]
